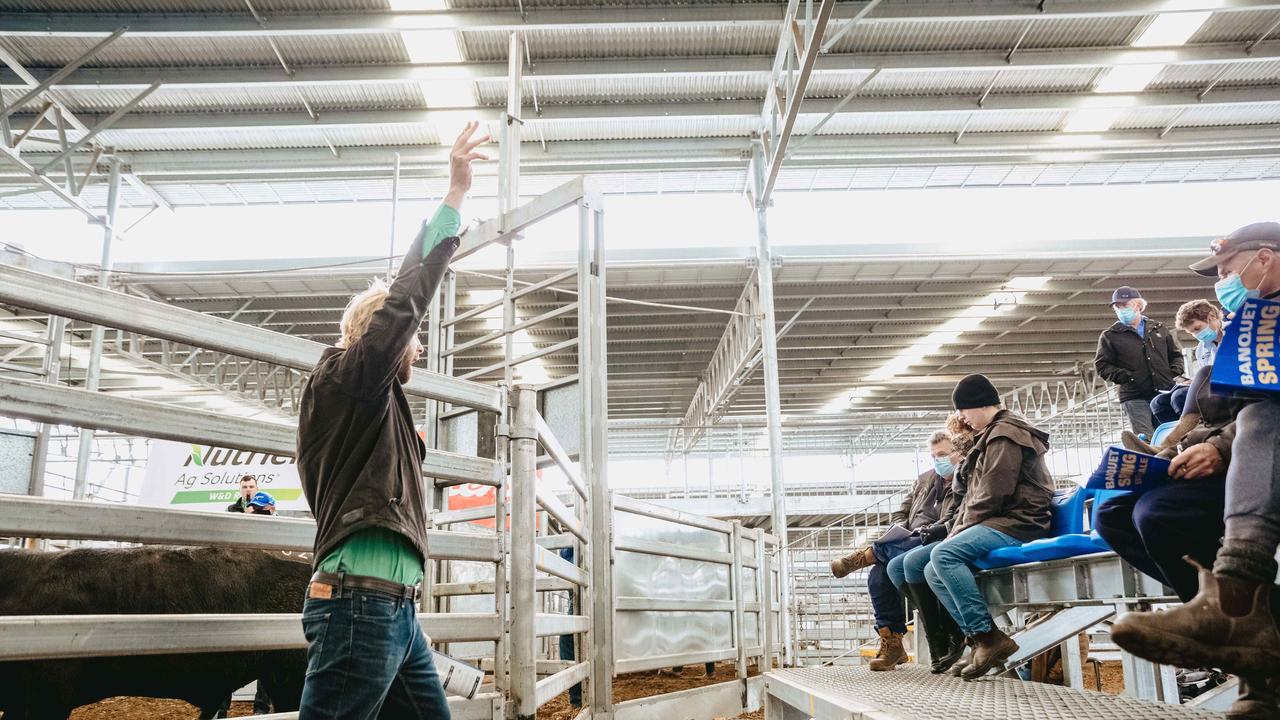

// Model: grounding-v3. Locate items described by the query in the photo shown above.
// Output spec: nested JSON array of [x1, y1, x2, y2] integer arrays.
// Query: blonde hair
[[338, 277, 390, 348]]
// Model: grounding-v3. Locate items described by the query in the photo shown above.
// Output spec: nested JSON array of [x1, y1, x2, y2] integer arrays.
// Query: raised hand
[[444, 121, 491, 209]]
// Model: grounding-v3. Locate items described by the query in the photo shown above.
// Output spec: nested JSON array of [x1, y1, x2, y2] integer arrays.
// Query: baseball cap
[[1190, 222, 1280, 278], [248, 491, 276, 509], [1110, 286, 1142, 305]]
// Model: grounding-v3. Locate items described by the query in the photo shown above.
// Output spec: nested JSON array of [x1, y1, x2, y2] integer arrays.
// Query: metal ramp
[[763, 666, 1218, 720]]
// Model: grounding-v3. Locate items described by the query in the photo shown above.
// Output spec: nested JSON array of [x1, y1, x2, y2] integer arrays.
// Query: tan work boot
[[868, 626, 909, 671], [831, 545, 876, 578], [960, 627, 1018, 680], [1120, 430, 1158, 454], [1111, 559, 1280, 676], [1228, 676, 1280, 719]]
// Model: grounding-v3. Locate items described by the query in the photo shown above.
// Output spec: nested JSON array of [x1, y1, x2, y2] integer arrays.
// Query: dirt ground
[[538, 661, 762, 720], [70, 698, 256, 719]]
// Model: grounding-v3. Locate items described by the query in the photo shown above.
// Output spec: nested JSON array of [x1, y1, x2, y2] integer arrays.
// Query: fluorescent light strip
[[819, 277, 1052, 413], [1062, 6, 1211, 131]]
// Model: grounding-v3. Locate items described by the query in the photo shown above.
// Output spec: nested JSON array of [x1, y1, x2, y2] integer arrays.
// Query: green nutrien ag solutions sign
[[140, 440, 307, 512]]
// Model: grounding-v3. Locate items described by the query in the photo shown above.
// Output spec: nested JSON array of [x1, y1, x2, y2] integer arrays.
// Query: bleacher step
[[765, 665, 1217, 719]]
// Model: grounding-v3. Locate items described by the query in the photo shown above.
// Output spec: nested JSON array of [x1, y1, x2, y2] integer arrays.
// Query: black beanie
[[952, 374, 1001, 410]]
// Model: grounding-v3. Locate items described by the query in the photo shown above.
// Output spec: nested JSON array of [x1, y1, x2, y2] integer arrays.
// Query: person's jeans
[[1149, 386, 1190, 426], [887, 542, 936, 590], [1122, 398, 1156, 439], [925, 525, 1020, 636], [1217, 398, 1280, 586], [867, 535, 923, 634], [1094, 481, 1225, 602], [299, 587, 451, 720]]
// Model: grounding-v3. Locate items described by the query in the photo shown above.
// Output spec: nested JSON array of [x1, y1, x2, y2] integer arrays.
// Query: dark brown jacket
[[951, 410, 1054, 542], [296, 231, 459, 568], [892, 469, 948, 530], [1175, 363, 1242, 474]]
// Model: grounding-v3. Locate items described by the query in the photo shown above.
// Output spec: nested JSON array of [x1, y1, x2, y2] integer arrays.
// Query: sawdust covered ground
[[538, 661, 761, 720], [70, 698, 255, 719]]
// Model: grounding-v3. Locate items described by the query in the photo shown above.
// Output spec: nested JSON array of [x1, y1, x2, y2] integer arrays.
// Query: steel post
[[750, 143, 793, 665], [72, 156, 121, 501], [579, 195, 614, 718], [388, 151, 400, 278], [509, 385, 538, 720], [27, 314, 65, 498], [498, 32, 523, 220]]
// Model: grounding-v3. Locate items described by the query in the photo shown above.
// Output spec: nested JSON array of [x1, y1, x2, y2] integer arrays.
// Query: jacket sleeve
[[892, 475, 921, 525], [1206, 421, 1236, 468], [1094, 332, 1133, 385], [1167, 330, 1186, 378], [332, 217, 460, 396], [960, 438, 1023, 529], [936, 483, 962, 529]]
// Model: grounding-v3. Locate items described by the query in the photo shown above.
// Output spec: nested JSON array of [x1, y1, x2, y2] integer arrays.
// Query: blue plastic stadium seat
[[1151, 420, 1179, 447], [973, 487, 1125, 569]]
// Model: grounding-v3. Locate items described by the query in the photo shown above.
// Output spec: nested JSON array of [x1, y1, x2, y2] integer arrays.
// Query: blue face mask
[[1194, 326, 1219, 346], [1215, 273, 1259, 315], [933, 457, 955, 478], [1115, 307, 1138, 325]]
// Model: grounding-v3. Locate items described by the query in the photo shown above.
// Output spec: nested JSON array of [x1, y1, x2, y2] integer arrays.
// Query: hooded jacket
[[951, 410, 1055, 542], [1094, 317, 1184, 403]]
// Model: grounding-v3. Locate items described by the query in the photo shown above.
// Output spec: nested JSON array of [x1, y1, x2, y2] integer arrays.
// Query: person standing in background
[[1094, 286, 1183, 440]]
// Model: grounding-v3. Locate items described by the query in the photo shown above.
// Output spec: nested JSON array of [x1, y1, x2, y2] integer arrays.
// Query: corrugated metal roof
[[0, 0, 389, 10], [1190, 8, 1280, 44], [0, 33, 407, 68], [1153, 60, 1280, 91], [461, 25, 780, 62], [81, 123, 441, 151], [829, 15, 1144, 54], [21, 82, 427, 114]]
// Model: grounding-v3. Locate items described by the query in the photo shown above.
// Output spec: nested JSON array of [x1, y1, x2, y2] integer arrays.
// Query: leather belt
[[309, 571, 419, 602]]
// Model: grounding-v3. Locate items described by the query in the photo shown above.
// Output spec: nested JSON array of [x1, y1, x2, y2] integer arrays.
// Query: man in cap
[[1094, 286, 1184, 440], [1112, 221, 1280, 719]]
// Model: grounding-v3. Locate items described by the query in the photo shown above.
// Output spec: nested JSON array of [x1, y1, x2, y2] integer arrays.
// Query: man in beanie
[[1111, 223, 1280, 719], [1094, 286, 1184, 439], [924, 374, 1054, 680]]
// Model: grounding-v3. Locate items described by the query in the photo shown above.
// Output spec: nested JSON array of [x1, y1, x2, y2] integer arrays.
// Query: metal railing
[[0, 176, 607, 720]]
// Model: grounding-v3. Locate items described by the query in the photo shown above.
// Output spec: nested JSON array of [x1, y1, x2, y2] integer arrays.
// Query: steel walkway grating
[[766, 666, 1218, 720]]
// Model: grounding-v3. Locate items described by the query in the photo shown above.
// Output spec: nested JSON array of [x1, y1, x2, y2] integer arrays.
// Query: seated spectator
[[830, 431, 958, 671], [885, 417, 972, 674], [1113, 223, 1280, 719], [1129, 300, 1225, 442], [924, 374, 1054, 681], [1097, 363, 1240, 602]]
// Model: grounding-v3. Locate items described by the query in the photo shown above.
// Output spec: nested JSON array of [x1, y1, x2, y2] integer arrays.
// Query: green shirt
[[315, 204, 461, 587]]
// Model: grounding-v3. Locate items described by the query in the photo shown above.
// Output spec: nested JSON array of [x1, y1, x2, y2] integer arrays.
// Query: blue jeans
[[925, 525, 1020, 636], [1150, 386, 1190, 426], [868, 536, 922, 634], [886, 541, 936, 589], [299, 588, 451, 720]]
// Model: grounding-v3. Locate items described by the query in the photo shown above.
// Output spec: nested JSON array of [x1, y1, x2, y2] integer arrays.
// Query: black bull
[[0, 546, 311, 720]]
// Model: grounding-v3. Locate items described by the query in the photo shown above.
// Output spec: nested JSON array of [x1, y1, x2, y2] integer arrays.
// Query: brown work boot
[[1120, 430, 1158, 454], [831, 546, 876, 578], [960, 627, 1018, 680], [1228, 676, 1280, 719], [1111, 559, 1280, 676], [868, 626, 909, 671], [948, 637, 974, 677]]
